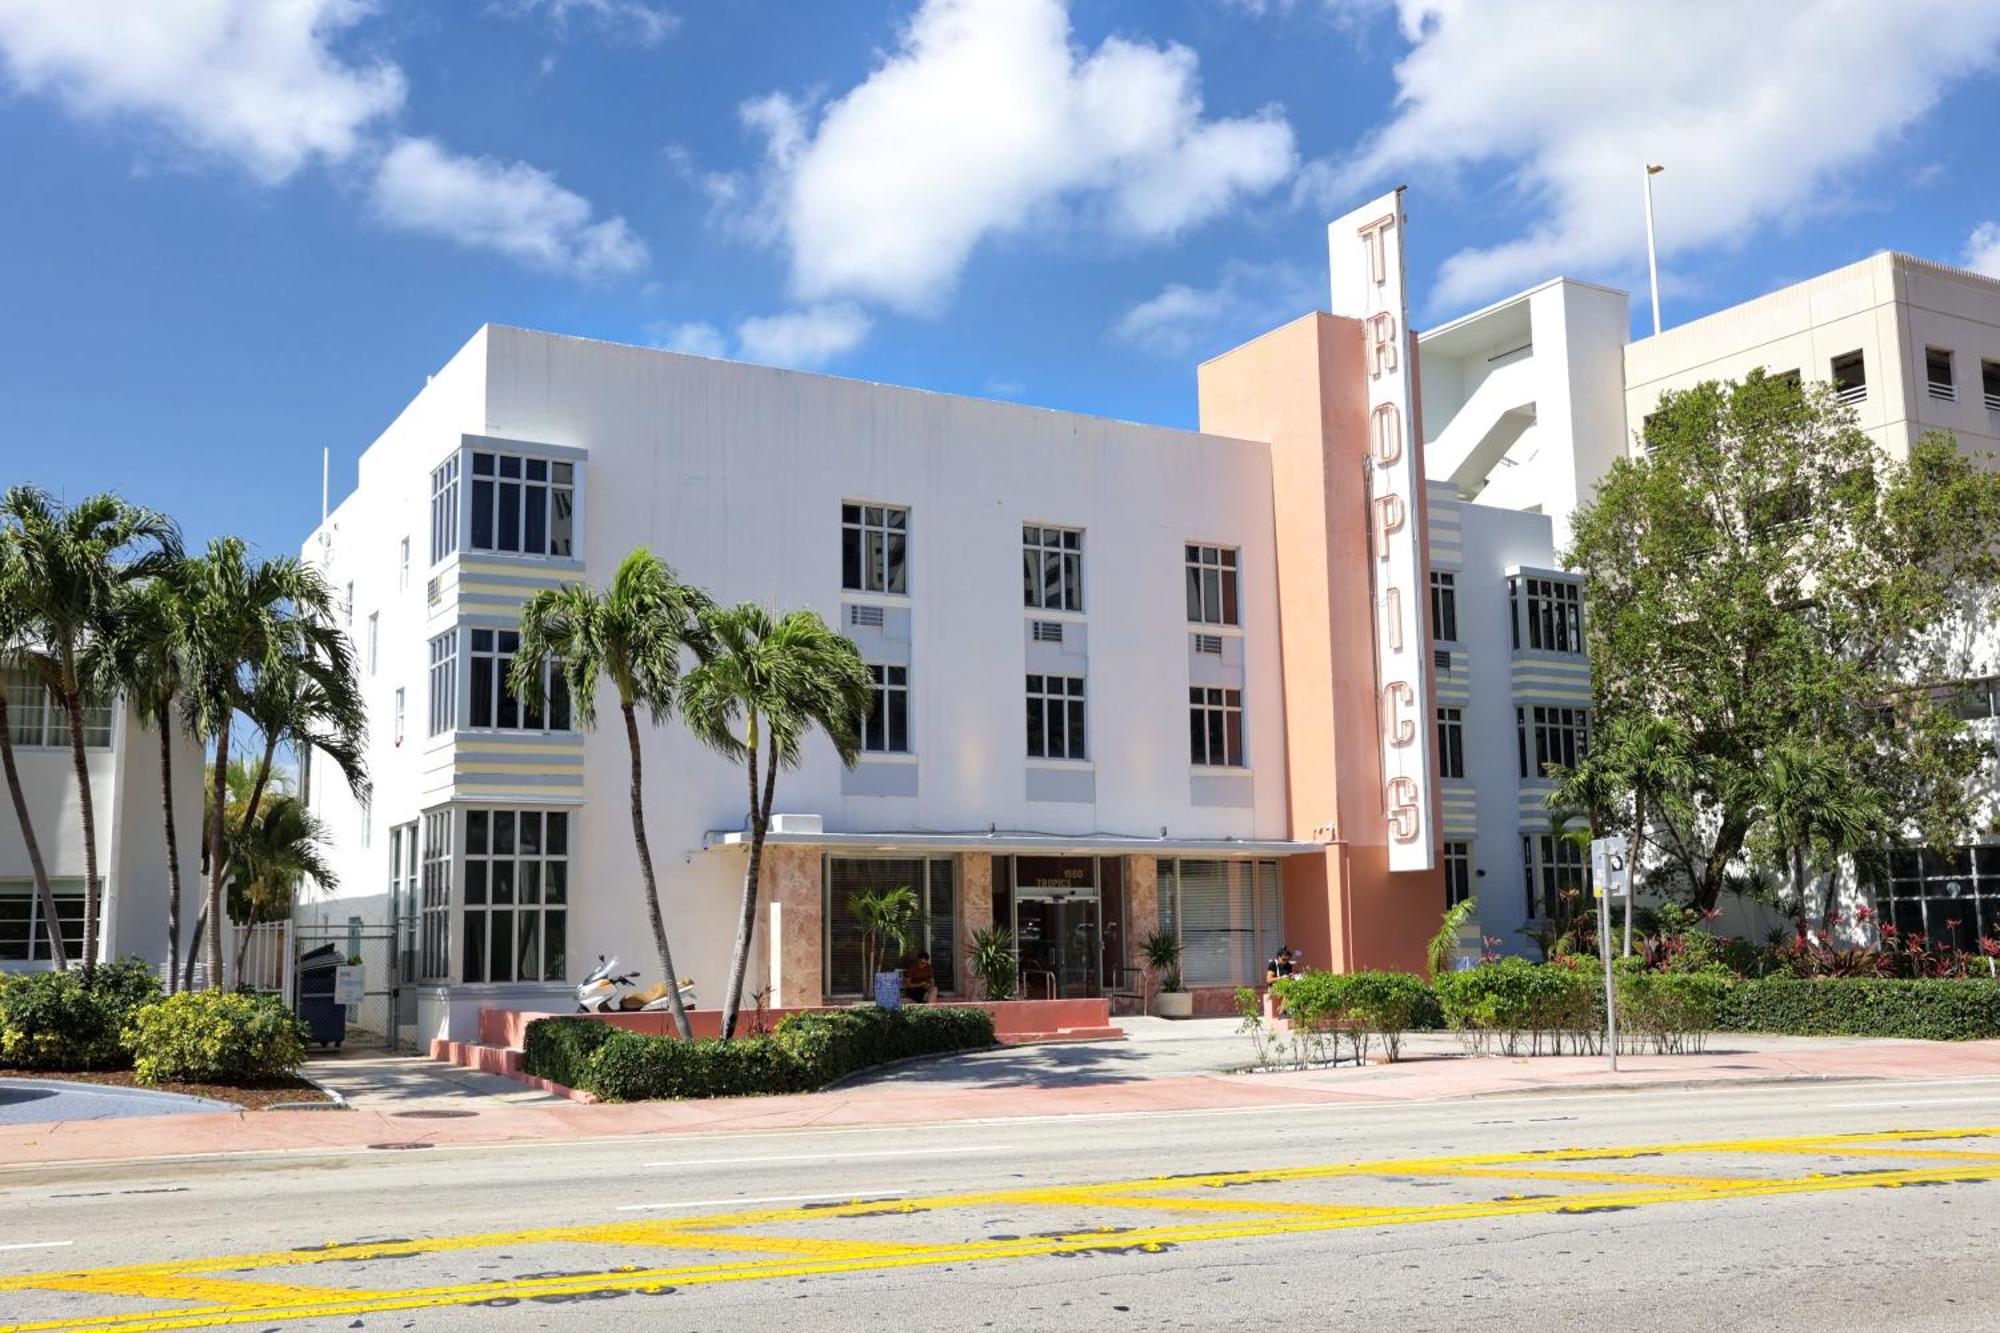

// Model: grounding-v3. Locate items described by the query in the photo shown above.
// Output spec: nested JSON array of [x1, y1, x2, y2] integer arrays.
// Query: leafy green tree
[[512, 550, 710, 1040], [1569, 371, 2000, 912], [680, 603, 870, 1039], [1, 487, 178, 974], [0, 526, 67, 967]]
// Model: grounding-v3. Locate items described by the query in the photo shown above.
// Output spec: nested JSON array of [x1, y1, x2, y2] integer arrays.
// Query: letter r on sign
[[1366, 312, 1399, 378]]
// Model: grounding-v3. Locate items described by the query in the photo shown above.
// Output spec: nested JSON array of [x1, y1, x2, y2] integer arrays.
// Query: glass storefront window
[[825, 857, 957, 997]]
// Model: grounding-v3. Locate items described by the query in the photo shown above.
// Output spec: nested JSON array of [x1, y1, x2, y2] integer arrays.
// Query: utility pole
[[1644, 164, 1665, 336]]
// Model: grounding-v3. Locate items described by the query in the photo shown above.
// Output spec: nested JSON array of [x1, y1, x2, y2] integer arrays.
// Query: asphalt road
[[4, 1075, 2000, 1331]]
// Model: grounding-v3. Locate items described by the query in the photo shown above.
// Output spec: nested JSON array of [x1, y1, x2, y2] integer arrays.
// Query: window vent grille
[[849, 604, 885, 629], [1434, 648, 1451, 672], [425, 576, 441, 608], [1194, 633, 1224, 656], [1032, 620, 1064, 644]]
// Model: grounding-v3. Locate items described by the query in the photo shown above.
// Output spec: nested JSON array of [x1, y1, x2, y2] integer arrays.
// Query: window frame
[[1022, 524, 1083, 613], [1925, 346, 1956, 402], [1437, 705, 1466, 780], [0, 877, 85, 963], [459, 807, 571, 984], [427, 630, 458, 738], [1522, 832, 1591, 921], [465, 627, 572, 734], [1430, 570, 1458, 642], [862, 663, 911, 754], [419, 809, 452, 982], [1188, 686, 1245, 768], [1517, 704, 1591, 779], [1831, 349, 1867, 405], [1, 667, 112, 748], [1025, 673, 1088, 761], [1443, 841, 1472, 909], [1511, 575, 1584, 654], [1155, 858, 1284, 988], [841, 502, 910, 596], [1185, 544, 1240, 626]]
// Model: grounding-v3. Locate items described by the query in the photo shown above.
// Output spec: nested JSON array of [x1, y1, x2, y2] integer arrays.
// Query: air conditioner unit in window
[[1434, 648, 1451, 672], [1032, 620, 1064, 643], [849, 604, 885, 629], [1194, 633, 1224, 655]]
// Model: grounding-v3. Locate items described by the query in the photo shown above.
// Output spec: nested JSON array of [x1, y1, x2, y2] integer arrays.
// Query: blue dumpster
[[296, 944, 347, 1048]]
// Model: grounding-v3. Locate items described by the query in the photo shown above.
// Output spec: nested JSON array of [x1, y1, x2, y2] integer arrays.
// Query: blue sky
[[4, 0, 2000, 561]]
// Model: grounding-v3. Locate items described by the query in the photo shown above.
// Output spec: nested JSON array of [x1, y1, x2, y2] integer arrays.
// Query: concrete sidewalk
[[4, 1034, 1999, 1169]]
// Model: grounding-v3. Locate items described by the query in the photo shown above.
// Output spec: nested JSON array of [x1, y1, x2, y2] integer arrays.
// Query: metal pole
[[1643, 164, 1664, 336], [1598, 885, 1618, 1072]]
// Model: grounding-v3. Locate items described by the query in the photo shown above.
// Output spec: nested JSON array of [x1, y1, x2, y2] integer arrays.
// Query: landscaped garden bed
[[0, 1067, 332, 1110]]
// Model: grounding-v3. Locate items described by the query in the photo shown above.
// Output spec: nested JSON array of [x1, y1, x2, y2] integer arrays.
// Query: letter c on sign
[[1386, 776, 1420, 842], [1382, 680, 1415, 746]]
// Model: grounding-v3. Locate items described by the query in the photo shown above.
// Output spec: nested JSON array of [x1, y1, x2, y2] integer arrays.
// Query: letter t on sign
[[1357, 213, 1396, 285]]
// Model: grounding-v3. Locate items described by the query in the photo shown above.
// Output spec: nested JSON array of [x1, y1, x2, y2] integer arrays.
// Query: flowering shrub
[[124, 991, 307, 1085]]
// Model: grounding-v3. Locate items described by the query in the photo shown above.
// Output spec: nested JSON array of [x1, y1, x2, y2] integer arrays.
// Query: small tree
[[1427, 897, 1479, 979], [850, 886, 920, 987], [1141, 930, 1183, 997]]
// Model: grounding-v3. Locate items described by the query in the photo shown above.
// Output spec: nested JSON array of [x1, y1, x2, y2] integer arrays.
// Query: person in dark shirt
[[902, 952, 937, 1004], [1265, 946, 1298, 983]]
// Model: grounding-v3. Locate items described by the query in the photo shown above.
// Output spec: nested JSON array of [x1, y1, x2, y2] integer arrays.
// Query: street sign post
[[1590, 836, 1630, 1072]]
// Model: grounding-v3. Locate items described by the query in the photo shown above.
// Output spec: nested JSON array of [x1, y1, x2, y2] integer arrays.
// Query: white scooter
[[575, 955, 698, 1013]]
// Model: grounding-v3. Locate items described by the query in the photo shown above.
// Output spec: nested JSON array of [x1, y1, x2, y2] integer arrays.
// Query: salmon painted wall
[[1198, 313, 1440, 976]]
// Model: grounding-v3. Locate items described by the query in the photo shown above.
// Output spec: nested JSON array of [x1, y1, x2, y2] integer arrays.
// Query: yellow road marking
[[6, 1126, 1998, 1333]]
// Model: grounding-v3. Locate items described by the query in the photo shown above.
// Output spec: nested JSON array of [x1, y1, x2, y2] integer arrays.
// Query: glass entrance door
[[1015, 895, 1099, 998]]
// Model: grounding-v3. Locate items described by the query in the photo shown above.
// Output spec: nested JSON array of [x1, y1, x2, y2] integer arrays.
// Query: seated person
[[901, 951, 937, 1004], [1265, 946, 1298, 984]]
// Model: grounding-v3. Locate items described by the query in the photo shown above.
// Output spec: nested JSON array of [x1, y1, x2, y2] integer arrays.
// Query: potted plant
[[1142, 930, 1191, 1017], [851, 886, 921, 1009], [966, 925, 1018, 1001]]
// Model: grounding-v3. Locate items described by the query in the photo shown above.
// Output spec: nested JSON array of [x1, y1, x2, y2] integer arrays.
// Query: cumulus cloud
[[0, 0, 403, 182], [369, 137, 646, 277], [0, 0, 646, 279], [646, 304, 871, 370], [1325, 0, 2000, 310], [1113, 259, 1317, 359], [1965, 223, 2000, 279], [735, 0, 1296, 314], [490, 0, 679, 47]]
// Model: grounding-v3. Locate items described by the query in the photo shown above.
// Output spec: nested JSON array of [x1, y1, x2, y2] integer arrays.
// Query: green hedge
[[0, 958, 161, 1071], [1718, 978, 2000, 1041], [1433, 957, 1602, 1055], [523, 1005, 998, 1102], [124, 991, 309, 1085], [1271, 970, 1437, 1062]]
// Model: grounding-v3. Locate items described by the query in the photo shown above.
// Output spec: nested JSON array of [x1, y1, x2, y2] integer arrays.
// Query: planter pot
[[872, 972, 904, 1009], [1155, 991, 1193, 1018]]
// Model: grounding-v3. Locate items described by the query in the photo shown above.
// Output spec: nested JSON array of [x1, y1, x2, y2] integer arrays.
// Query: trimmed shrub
[[1262, 970, 1437, 1065], [521, 1017, 622, 1089], [1433, 957, 1601, 1055], [125, 991, 308, 1085], [0, 958, 161, 1071], [1717, 978, 2000, 1041], [1617, 967, 1729, 1054], [535, 1005, 998, 1102]]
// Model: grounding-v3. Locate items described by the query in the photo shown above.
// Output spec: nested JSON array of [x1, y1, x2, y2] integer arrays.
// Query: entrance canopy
[[700, 827, 1321, 857]]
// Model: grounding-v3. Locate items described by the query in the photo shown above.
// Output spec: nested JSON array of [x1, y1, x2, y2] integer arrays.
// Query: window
[[1022, 525, 1082, 612], [366, 612, 379, 677], [1881, 846, 2000, 951], [1189, 687, 1244, 767], [1437, 706, 1466, 779], [1157, 859, 1283, 987], [826, 857, 957, 997], [1430, 570, 1458, 642], [430, 456, 460, 563], [1926, 347, 1956, 403], [1185, 545, 1239, 625], [841, 503, 908, 594], [427, 631, 457, 737], [1944, 675, 1999, 723], [1522, 833, 1590, 920], [392, 687, 406, 745], [1983, 360, 2000, 412], [1831, 350, 1866, 405], [1, 668, 111, 748], [399, 537, 411, 591], [0, 878, 84, 962], [462, 809, 569, 983], [1512, 576, 1583, 653], [468, 452, 575, 558], [863, 664, 910, 753], [389, 822, 419, 982], [1026, 674, 1087, 760], [1517, 705, 1590, 778], [1444, 841, 1472, 909], [468, 629, 571, 732], [419, 809, 451, 982]]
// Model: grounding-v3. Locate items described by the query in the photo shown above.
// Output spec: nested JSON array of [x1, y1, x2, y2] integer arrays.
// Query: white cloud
[[1965, 223, 2000, 279], [736, 0, 1296, 314], [1328, 0, 2000, 310], [0, 0, 403, 182], [734, 305, 872, 369], [370, 137, 646, 277], [1113, 259, 1316, 359], [644, 305, 872, 370], [491, 0, 679, 47]]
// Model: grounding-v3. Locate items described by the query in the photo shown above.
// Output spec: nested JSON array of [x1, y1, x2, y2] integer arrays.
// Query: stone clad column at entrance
[[762, 846, 822, 1007], [961, 854, 993, 936], [1125, 855, 1158, 989]]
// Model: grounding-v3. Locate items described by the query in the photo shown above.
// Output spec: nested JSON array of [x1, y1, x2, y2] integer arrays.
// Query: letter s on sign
[[1386, 776, 1420, 842]]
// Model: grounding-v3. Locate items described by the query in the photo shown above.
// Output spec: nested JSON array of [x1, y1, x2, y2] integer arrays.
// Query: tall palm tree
[[511, 550, 710, 1040], [2, 487, 178, 975], [212, 761, 335, 988], [0, 526, 67, 967], [178, 538, 351, 989], [680, 603, 870, 1039], [1743, 742, 1883, 933]]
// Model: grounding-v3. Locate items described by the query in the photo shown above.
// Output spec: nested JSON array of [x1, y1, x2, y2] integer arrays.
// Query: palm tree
[[0, 527, 67, 967], [214, 762, 335, 988], [2, 487, 178, 975], [178, 538, 350, 989], [511, 550, 710, 1040], [1743, 742, 1883, 934], [680, 603, 870, 1039]]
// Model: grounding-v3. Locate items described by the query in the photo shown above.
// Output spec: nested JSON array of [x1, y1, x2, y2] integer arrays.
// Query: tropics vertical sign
[[1327, 187, 1434, 872]]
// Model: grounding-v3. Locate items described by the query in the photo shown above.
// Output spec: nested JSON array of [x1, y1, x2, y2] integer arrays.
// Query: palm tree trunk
[[622, 701, 692, 1040], [157, 701, 184, 994], [720, 727, 778, 1040], [180, 903, 204, 992], [61, 671, 103, 978], [0, 693, 68, 969], [233, 901, 258, 988], [1794, 845, 1812, 935], [205, 715, 231, 990]]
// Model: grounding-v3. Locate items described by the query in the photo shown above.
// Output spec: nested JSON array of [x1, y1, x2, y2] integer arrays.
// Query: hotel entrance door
[[1014, 895, 1098, 999]]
